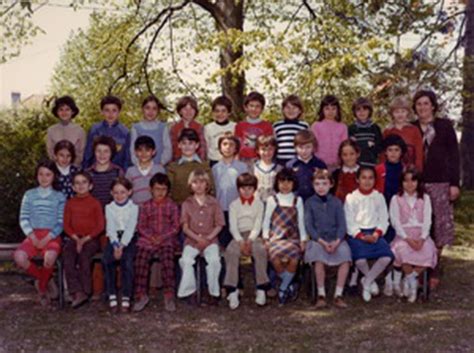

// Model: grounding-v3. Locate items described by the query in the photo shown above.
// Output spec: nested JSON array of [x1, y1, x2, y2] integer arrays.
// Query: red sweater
[[383, 125, 423, 172], [170, 120, 207, 161], [235, 120, 273, 159], [64, 193, 105, 238], [333, 169, 358, 202]]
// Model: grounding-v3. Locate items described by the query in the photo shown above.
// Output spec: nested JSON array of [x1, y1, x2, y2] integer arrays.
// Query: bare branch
[[302, 0, 316, 20], [283, 3, 304, 35], [0, 0, 19, 17]]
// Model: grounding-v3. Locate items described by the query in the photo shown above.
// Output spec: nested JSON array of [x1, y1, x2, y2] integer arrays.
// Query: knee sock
[[393, 268, 402, 286], [349, 268, 359, 286], [39, 267, 54, 293], [385, 271, 393, 285], [365, 257, 391, 284], [355, 259, 370, 277], [279, 271, 295, 291], [26, 263, 41, 280]]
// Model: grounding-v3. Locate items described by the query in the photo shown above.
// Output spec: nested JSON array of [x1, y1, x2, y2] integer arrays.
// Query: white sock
[[393, 270, 402, 285], [385, 271, 392, 284], [335, 286, 344, 298], [349, 268, 359, 286], [317, 286, 326, 297]]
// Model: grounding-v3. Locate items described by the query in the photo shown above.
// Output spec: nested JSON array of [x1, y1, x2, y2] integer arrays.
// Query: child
[[262, 168, 307, 305], [133, 173, 180, 312], [170, 96, 207, 161], [83, 95, 131, 170], [167, 128, 214, 204], [273, 95, 309, 165], [178, 170, 225, 305], [63, 171, 104, 308], [130, 95, 172, 167], [305, 169, 351, 309], [344, 166, 393, 302], [311, 95, 348, 172], [224, 173, 269, 309], [53, 140, 79, 199], [235, 91, 273, 166], [286, 130, 326, 202], [383, 96, 424, 172], [125, 136, 165, 205], [332, 139, 361, 202], [102, 177, 138, 312], [348, 97, 383, 167], [46, 95, 86, 167], [13, 160, 66, 306], [251, 135, 282, 202], [390, 169, 437, 302], [204, 96, 237, 166]]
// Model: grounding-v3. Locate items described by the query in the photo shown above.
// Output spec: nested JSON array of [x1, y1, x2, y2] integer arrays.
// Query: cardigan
[[304, 193, 346, 242], [105, 199, 139, 247], [286, 156, 327, 201]]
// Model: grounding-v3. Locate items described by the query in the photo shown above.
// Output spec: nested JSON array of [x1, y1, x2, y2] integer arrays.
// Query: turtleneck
[[358, 187, 374, 195], [114, 199, 130, 207], [215, 120, 230, 126], [315, 193, 328, 203]]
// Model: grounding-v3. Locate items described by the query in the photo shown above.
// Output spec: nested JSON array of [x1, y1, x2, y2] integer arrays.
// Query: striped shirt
[[125, 164, 165, 205], [273, 119, 309, 163], [86, 163, 124, 208]]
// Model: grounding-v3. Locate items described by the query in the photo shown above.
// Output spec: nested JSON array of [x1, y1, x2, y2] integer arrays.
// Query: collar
[[137, 163, 153, 175], [153, 197, 168, 206], [296, 156, 314, 164], [255, 160, 277, 173], [56, 164, 71, 176], [283, 118, 299, 124], [355, 119, 373, 128], [342, 165, 359, 173], [76, 192, 91, 199], [193, 194, 209, 207], [101, 120, 119, 128], [358, 188, 374, 196], [246, 117, 262, 124], [240, 195, 254, 205], [178, 154, 202, 165], [59, 120, 71, 127], [215, 120, 230, 126], [114, 199, 130, 207]]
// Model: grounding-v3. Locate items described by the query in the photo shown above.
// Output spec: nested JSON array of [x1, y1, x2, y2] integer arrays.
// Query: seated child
[[332, 139, 360, 202], [224, 173, 269, 309], [305, 169, 351, 309], [53, 140, 79, 199]]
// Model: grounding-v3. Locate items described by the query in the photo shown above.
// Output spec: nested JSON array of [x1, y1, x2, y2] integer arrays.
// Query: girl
[[311, 95, 348, 172], [332, 139, 361, 202], [54, 140, 79, 199], [262, 168, 307, 305], [102, 177, 138, 313], [130, 95, 172, 167], [390, 169, 437, 303], [13, 160, 66, 306], [344, 166, 393, 302]]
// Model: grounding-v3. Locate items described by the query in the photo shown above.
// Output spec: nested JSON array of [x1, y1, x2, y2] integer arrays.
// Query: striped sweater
[[86, 163, 124, 208], [273, 119, 309, 163], [125, 164, 165, 205]]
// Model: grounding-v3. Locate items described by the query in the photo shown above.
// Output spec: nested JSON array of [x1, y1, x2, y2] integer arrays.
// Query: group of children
[[14, 89, 454, 312]]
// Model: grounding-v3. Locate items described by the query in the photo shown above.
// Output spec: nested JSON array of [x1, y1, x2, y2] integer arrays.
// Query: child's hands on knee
[[114, 246, 123, 260]]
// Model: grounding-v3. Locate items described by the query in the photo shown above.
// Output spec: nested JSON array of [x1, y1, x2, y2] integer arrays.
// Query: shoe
[[278, 289, 288, 306], [109, 295, 118, 312], [39, 293, 50, 307], [408, 278, 418, 303], [288, 283, 299, 302], [164, 296, 176, 312], [314, 296, 327, 309], [121, 297, 131, 313], [370, 281, 379, 296], [255, 290, 266, 306], [402, 278, 410, 297], [333, 296, 348, 309], [47, 279, 59, 300], [206, 295, 220, 306], [71, 292, 88, 309], [393, 283, 403, 298], [361, 278, 372, 302], [227, 291, 239, 310], [132, 295, 150, 312], [383, 281, 393, 297], [429, 277, 440, 291]]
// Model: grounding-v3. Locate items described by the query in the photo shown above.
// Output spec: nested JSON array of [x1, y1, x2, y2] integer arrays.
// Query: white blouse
[[389, 193, 432, 239], [105, 200, 139, 247]]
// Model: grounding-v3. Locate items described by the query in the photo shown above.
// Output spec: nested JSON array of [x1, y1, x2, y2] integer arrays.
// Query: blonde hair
[[389, 96, 413, 120], [187, 169, 211, 193]]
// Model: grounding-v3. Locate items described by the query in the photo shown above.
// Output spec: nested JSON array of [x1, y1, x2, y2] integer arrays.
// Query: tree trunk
[[461, 0, 474, 189]]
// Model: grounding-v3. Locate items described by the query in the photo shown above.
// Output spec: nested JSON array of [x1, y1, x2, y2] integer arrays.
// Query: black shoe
[[278, 289, 288, 306], [288, 283, 299, 302]]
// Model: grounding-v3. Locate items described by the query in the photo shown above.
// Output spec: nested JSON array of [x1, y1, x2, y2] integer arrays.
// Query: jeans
[[102, 239, 137, 298]]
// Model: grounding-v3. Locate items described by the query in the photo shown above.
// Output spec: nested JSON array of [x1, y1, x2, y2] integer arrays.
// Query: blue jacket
[[304, 193, 346, 242]]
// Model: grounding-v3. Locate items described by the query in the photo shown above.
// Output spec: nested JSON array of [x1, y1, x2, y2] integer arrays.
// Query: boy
[[133, 173, 180, 312], [286, 130, 326, 202], [83, 95, 131, 170], [235, 91, 273, 165], [348, 97, 383, 167], [170, 96, 207, 161], [204, 96, 237, 166], [125, 136, 165, 205], [167, 128, 214, 204], [224, 173, 269, 309]]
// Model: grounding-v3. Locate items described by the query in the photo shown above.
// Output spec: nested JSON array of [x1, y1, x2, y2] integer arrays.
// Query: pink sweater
[[311, 119, 348, 168]]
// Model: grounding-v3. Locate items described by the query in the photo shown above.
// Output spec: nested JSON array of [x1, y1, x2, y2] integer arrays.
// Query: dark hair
[[100, 95, 122, 110], [53, 140, 76, 165], [338, 139, 360, 160], [134, 135, 155, 150], [149, 172, 171, 192], [93, 135, 117, 157], [111, 176, 133, 191], [412, 90, 438, 114], [212, 95, 232, 113], [52, 96, 79, 119], [282, 95, 303, 119], [274, 168, 298, 192], [398, 167, 425, 199], [383, 134, 407, 156], [35, 159, 59, 190], [237, 173, 258, 189], [352, 97, 373, 119], [244, 91, 265, 108], [318, 95, 342, 122], [176, 96, 199, 117], [294, 130, 317, 149], [178, 128, 200, 143], [356, 165, 376, 180], [218, 132, 240, 155], [73, 170, 93, 185], [142, 94, 165, 110]]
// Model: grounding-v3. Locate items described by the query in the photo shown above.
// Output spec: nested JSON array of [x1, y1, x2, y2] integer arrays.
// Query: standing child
[[311, 95, 348, 172], [332, 139, 361, 202], [348, 97, 383, 167], [133, 173, 180, 312], [130, 95, 172, 167], [103, 177, 139, 313], [235, 91, 273, 166], [305, 170, 351, 309], [63, 171, 104, 308], [83, 95, 131, 170], [178, 170, 225, 305], [390, 169, 437, 302], [53, 140, 79, 199], [47, 96, 86, 167], [273, 95, 309, 165], [345, 166, 393, 302], [286, 130, 326, 202], [262, 168, 307, 305], [14, 160, 66, 306], [224, 173, 269, 309], [204, 96, 237, 167]]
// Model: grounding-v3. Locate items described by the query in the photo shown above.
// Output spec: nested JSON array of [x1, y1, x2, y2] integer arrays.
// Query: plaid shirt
[[137, 197, 180, 250]]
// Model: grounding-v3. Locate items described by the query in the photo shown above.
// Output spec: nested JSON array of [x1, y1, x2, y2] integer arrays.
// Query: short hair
[[352, 97, 373, 118], [100, 95, 122, 111], [412, 90, 439, 114], [111, 176, 133, 191], [35, 159, 59, 190], [274, 168, 298, 192], [338, 139, 360, 160], [244, 91, 265, 108], [142, 94, 166, 110], [149, 172, 171, 192], [398, 167, 425, 199], [356, 165, 376, 180], [52, 96, 79, 119], [53, 140, 76, 165], [212, 95, 232, 113], [187, 169, 212, 193], [389, 96, 413, 120], [318, 95, 342, 122], [255, 135, 277, 152], [178, 128, 200, 143], [176, 96, 199, 117], [282, 95, 304, 118], [73, 171, 93, 185], [93, 135, 117, 157], [236, 173, 258, 189], [312, 169, 334, 183], [383, 134, 407, 156], [294, 130, 317, 149], [218, 132, 240, 155], [134, 135, 155, 150]]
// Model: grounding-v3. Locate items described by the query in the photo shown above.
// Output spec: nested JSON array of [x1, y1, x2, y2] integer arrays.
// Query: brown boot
[[314, 296, 327, 309], [132, 295, 150, 313], [72, 292, 88, 309], [333, 296, 348, 309]]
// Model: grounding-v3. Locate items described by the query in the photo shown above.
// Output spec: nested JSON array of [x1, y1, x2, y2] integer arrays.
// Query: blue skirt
[[348, 229, 394, 261]]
